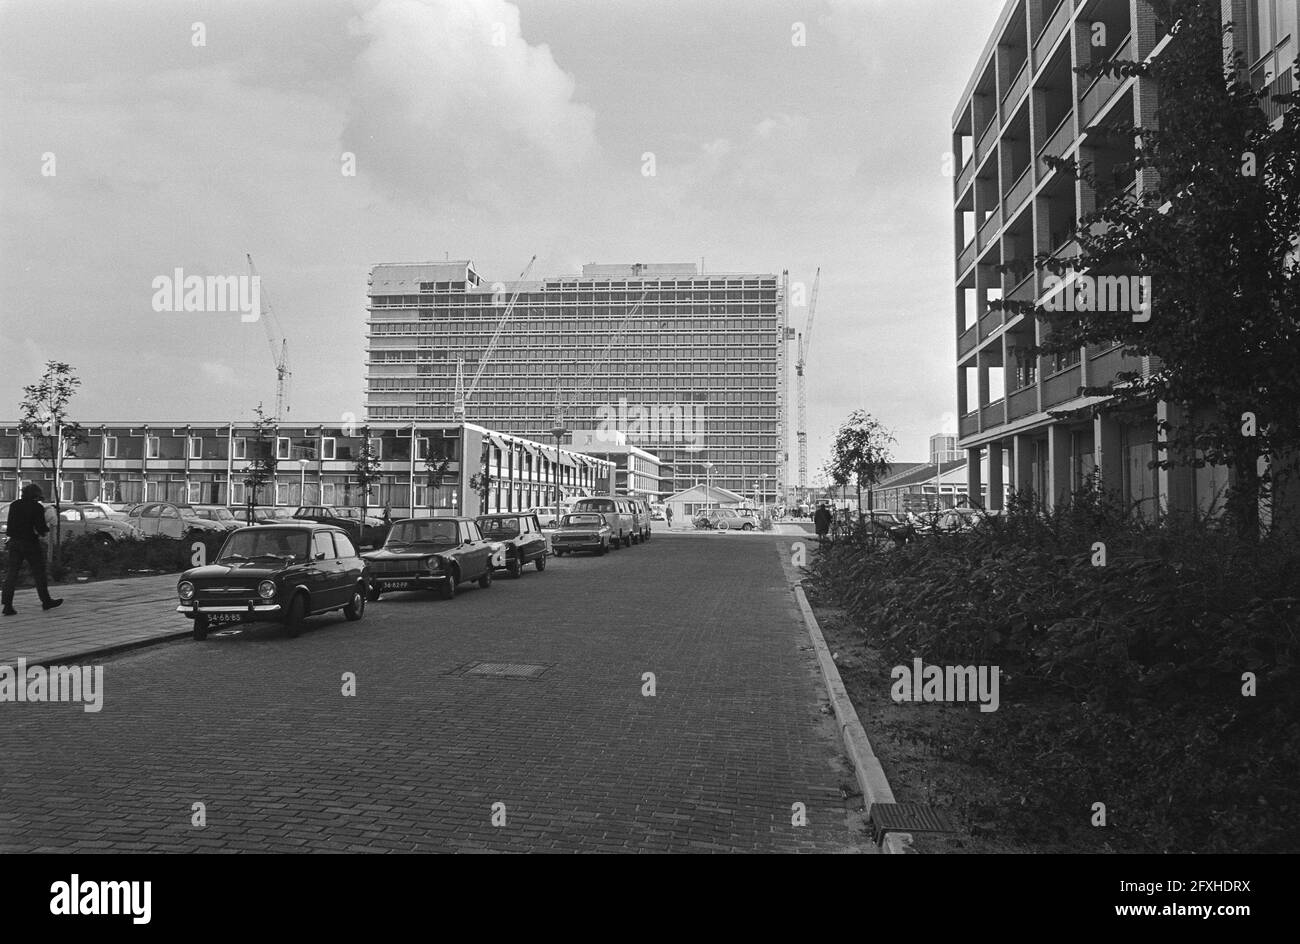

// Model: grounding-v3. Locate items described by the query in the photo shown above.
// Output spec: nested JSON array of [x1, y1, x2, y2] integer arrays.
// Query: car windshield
[[218, 529, 310, 562], [479, 518, 521, 538], [563, 514, 603, 526], [80, 507, 107, 519], [386, 520, 458, 545]]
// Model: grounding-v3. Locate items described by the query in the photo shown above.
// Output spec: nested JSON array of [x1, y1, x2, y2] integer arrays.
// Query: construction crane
[[245, 253, 291, 421], [452, 255, 536, 423], [795, 267, 821, 497]]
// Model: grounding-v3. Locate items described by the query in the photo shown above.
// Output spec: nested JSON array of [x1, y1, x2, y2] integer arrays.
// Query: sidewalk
[[0, 574, 186, 667]]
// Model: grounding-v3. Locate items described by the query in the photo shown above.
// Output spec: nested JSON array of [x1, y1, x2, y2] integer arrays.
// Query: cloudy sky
[[0, 0, 1004, 472]]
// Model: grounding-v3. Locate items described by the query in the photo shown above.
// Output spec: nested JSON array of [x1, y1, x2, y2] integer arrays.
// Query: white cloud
[[341, 0, 599, 207]]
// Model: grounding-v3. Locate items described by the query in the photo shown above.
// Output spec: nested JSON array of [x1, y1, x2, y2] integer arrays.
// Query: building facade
[[0, 421, 612, 519], [566, 429, 665, 499], [951, 0, 1295, 516], [365, 261, 786, 497]]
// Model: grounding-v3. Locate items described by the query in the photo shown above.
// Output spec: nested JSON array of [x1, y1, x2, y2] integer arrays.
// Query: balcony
[[1037, 114, 1076, 174], [955, 156, 975, 196], [1008, 385, 1038, 420], [958, 323, 978, 358], [981, 400, 1006, 429], [977, 208, 1001, 250], [1079, 35, 1133, 126], [1033, 0, 1074, 68], [1087, 344, 1132, 390], [959, 411, 980, 438], [957, 238, 976, 276], [979, 306, 1003, 340], [1261, 69, 1295, 125], [976, 118, 999, 164], [1001, 59, 1030, 112], [1041, 363, 1082, 407], [1004, 165, 1033, 213], [1007, 271, 1037, 304]]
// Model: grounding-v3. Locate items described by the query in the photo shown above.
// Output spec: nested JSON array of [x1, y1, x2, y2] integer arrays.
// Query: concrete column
[[966, 446, 982, 509], [1012, 433, 1035, 499], [1093, 410, 1122, 495], [1157, 400, 1194, 515], [1047, 423, 1072, 509], [988, 441, 1005, 510]]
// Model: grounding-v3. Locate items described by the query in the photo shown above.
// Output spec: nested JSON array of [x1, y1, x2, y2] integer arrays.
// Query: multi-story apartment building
[[952, 0, 1296, 515], [566, 429, 665, 499], [0, 421, 612, 519], [365, 261, 786, 496]]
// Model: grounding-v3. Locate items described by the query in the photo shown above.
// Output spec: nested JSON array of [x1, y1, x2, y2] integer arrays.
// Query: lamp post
[[550, 422, 566, 528], [703, 461, 714, 512]]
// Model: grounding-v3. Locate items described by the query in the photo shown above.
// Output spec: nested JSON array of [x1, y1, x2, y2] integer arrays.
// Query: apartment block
[[0, 421, 613, 519], [365, 260, 786, 497], [952, 0, 1296, 515]]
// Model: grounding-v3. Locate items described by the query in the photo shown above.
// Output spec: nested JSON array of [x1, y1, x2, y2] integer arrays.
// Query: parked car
[[53, 504, 146, 544], [525, 505, 561, 528], [570, 496, 637, 547], [476, 512, 549, 577], [331, 507, 391, 546], [649, 504, 666, 521], [701, 507, 756, 531], [190, 505, 242, 532], [127, 501, 230, 539], [550, 512, 613, 556], [626, 497, 653, 542], [858, 510, 911, 544], [176, 524, 368, 640], [82, 501, 128, 519], [362, 516, 496, 600], [292, 505, 388, 549]]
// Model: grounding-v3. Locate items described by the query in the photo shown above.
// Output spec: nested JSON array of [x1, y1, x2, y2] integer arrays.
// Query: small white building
[[664, 484, 746, 524]]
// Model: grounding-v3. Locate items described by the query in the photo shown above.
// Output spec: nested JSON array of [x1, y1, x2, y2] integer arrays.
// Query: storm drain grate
[[452, 661, 553, 680]]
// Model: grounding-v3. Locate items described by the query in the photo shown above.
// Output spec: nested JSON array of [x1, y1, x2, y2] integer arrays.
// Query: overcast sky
[[0, 0, 1004, 473]]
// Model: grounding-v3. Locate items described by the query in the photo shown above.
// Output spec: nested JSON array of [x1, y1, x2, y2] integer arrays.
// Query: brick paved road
[[0, 533, 870, 852]]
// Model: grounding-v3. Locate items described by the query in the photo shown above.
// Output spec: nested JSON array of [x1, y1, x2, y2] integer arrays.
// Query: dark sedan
[[362, 516, 496, 600], [176, 524, 368, 640]]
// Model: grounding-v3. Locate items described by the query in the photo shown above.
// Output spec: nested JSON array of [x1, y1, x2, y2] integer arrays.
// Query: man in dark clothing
[[3, 484, 63, 615], [813, 502, 832, 544]]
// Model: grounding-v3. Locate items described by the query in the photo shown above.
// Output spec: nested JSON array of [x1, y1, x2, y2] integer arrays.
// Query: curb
[[26, 630, 192, 668], [792, 582, 914, 854]]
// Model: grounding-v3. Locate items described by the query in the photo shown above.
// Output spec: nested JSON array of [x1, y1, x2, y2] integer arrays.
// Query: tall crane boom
[[796, 267, 820, 494], [246, 253, 292, 421], [453, 255, 536, 423]]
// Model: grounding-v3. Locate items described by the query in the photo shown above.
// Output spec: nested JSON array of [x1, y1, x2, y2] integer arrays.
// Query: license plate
[[384, 580, 411, 590], [208, 614, 244, 625]]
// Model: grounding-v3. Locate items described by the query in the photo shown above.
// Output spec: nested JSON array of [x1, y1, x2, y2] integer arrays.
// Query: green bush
[[809, 494, 1300, 852]]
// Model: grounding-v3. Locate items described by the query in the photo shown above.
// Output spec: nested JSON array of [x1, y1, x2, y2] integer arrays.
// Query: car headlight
[[257, 580, 277, 600], [425, 555, 441, 572], [178, 581, 195, 601]]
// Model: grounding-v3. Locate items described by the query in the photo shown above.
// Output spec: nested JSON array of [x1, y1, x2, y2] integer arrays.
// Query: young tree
[[824, 410, 895, 514], [353, 430, 383, 525], [239, 403, 278, 523], [424, 444, 452, 512], [467, 441, 492, 513], [17, 361, 85, 549], [998, 0, 1300, 537]]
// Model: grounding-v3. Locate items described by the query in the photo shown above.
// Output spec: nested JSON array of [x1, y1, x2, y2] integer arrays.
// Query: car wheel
[[343, 586, 365, 621], [284, 593, 308, 638], [439, 575, 457, 600], [742, 523, 754, 531], [597, 541, 607, 556], [478, 568, 492, 589], [535, 555, 546, 572], [191, 614, 210, 641], [507, 557, 523, 578]]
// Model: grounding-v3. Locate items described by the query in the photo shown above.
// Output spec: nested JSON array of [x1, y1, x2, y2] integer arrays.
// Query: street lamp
[[550, 422, 566, 528]]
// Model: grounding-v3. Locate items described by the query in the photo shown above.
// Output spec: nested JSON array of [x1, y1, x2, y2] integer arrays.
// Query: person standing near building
[[813, 502, 832, 544], [3, 484, 63, 615], [665, 506, 673, 529]]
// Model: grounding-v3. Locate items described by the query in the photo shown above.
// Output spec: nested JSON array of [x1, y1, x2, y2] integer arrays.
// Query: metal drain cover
[[457, 661, 552, 680]]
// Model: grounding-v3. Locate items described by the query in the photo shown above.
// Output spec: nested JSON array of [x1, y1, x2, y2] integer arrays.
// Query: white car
[[526, 506, 563, 528]]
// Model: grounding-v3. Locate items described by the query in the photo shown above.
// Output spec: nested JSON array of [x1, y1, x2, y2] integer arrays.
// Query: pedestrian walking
[[813, 502, 832, 545], [2, 484, 63, 616], [665, 506, 673, 529]]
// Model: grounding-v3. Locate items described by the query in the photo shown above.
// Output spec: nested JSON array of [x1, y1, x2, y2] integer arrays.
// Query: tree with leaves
[[824, 410, 895, 515], [424, 443, 453, 511], [239, 403, 278, 524], [997, 0, 1300, 537], [353, 431, 383, 525], [17, 361, 85, 549], [467, 440, 492, 514]]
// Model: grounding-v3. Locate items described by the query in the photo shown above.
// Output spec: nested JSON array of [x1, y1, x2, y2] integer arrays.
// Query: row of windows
[[370, 296, 776, 309]]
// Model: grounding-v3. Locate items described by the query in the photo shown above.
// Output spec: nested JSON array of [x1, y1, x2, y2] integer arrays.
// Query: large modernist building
[[365, 261, 787, 497], [0, 421, 613, 519], [952, 0, 1295, 515]]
